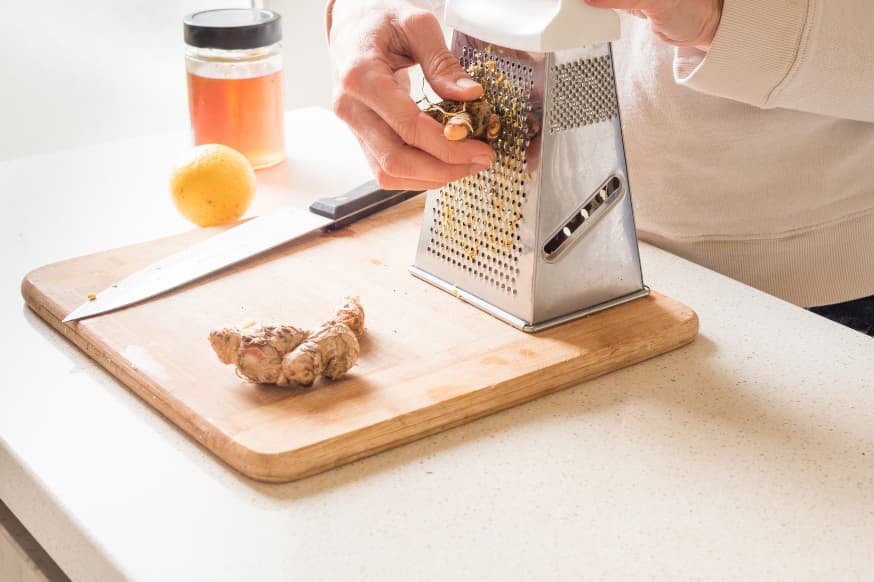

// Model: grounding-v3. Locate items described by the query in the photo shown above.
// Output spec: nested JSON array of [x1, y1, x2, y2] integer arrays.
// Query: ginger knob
[[280, 297, 366, 387], [209, 324, 309, 385], [422, 98, 501, 144], [444, 114, 473, 141], [281, 322, 360, 387], [333, 295, 365, 336]]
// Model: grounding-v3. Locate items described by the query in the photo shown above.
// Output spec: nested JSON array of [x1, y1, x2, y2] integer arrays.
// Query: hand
[[585, 0, 724, 50], [328, 0, 497, 190]]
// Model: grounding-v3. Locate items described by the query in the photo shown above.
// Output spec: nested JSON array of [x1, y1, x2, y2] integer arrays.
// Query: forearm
[[675, 0, 874, 122]]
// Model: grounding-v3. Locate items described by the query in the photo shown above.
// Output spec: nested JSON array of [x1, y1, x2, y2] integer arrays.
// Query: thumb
[[402, 12, 482, 101], [419, 46, 483, 101]]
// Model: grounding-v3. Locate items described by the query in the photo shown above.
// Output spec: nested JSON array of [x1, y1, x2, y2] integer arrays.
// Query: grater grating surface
[[425, 44, 535, 296], [549, 55, 619, 132], [411, 32, 648, 332]]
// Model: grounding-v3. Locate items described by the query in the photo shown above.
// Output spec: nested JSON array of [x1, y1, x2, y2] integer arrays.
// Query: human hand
[[584, 0, 723, 50], [328, 0, 497, 190]]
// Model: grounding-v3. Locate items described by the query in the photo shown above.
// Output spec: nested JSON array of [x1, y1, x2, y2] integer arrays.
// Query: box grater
[[409, 0, 649, 332]]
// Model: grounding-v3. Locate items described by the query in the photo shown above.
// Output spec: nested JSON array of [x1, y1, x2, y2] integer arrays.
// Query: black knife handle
[[309, 180, 425, 230]]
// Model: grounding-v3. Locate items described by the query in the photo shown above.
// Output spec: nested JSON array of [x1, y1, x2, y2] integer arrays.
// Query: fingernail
[[456, 78, 480, 90], [473, 155, 495, 167]]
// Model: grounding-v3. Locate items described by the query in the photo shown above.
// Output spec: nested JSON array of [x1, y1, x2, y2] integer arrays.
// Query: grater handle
[[444, 0, 620, 52]]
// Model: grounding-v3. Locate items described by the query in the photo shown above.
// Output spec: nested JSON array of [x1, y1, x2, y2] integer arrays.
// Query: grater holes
[[427, 46, 532, 294], [549, 55, 619, 133]]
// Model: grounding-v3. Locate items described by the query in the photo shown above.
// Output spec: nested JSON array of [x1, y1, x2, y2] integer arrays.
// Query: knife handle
[[309, 180, 425, 230]]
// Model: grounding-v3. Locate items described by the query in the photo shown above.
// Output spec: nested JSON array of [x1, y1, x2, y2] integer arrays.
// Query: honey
[[187, 69, 285, 170], [183, 9, 286, 170]]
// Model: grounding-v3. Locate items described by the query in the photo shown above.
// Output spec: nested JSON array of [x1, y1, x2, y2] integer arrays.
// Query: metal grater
[[409, 0, 649, 332]]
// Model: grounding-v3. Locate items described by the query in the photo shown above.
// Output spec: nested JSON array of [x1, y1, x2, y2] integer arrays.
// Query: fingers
[[334, 11, 495, 167], [337, 96, 491, 190], [398, 10, 483, 102], [328, 1, 498, 189], [359, 149, 448, 191], [585, 0, 723, 49], [346, 65, 493, 165]]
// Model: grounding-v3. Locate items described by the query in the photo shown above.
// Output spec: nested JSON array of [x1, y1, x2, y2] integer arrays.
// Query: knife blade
[[63, 180, 423, 322]]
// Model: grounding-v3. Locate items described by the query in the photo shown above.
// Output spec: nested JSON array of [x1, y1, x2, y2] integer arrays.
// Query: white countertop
[[2, 108, 873, 581]]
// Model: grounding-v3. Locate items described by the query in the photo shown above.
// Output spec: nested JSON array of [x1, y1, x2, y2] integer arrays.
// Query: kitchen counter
[[2, 108, 873, 581]]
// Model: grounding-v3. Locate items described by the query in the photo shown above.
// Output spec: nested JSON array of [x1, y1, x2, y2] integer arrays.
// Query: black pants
[[809, 295, 874, 336]]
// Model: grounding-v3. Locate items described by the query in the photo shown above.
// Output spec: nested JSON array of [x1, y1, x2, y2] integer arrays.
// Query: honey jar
[[183, 8, 286, 170]]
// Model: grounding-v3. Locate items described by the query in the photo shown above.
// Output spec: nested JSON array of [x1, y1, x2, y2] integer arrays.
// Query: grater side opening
[[542, 174, 625, 262]]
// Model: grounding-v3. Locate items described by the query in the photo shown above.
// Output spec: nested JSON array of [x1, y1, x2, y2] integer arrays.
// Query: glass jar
[[183, 8, 286, 170]]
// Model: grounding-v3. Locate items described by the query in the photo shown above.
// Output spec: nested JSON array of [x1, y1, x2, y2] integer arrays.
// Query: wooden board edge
[[235, 300, 700, 483], [20, 274, 239, 466], [22, 268, 699, 485]]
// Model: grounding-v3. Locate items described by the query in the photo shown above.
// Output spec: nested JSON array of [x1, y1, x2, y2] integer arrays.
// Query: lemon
[[170, 144, 257, 227]]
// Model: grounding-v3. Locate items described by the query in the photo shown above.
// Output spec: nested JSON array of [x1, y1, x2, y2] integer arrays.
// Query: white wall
[[0, 0, 333, 161]]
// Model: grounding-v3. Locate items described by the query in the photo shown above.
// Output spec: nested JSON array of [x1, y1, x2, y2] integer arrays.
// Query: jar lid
[[183, 9, 282, 50]]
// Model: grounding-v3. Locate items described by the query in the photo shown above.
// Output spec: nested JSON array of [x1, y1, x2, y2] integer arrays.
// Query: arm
[[675, 0, 874, 122], [587, 0, 874, 122]]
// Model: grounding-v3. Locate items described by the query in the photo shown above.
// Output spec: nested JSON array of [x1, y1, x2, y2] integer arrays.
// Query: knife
[[63, 180, 423, 322]]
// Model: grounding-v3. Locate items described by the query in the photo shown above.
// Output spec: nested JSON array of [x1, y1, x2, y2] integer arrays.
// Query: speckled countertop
[[2, 109, 873, 581]]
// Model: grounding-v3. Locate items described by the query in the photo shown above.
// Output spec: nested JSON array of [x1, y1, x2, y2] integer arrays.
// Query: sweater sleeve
[[673, 0, 874, 123]]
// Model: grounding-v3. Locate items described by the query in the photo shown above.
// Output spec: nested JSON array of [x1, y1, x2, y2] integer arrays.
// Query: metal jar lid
[[183, 8, 282, 50]]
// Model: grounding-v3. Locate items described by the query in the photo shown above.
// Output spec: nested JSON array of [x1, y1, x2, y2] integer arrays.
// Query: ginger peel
[[209, 324, 308, 384], [332, 295, 366, 337], [209, 296, 366, 387], [281, 322, 360, 387], [423, 98, 501, 143]]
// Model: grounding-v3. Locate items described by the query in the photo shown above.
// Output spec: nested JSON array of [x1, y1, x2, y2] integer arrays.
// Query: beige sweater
[[613, 3, 874, 307], [416, 0, 874, 306]]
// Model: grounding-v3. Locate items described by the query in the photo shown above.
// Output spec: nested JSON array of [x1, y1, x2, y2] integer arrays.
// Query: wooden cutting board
[[22, 196, 698, 482]]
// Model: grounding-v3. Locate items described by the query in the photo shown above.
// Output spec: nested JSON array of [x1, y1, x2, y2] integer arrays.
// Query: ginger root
[[209, 296, 366, 387], [281, 322, 360, 387], [209, 323, 308, 384], [423, 98, 501, 143]]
